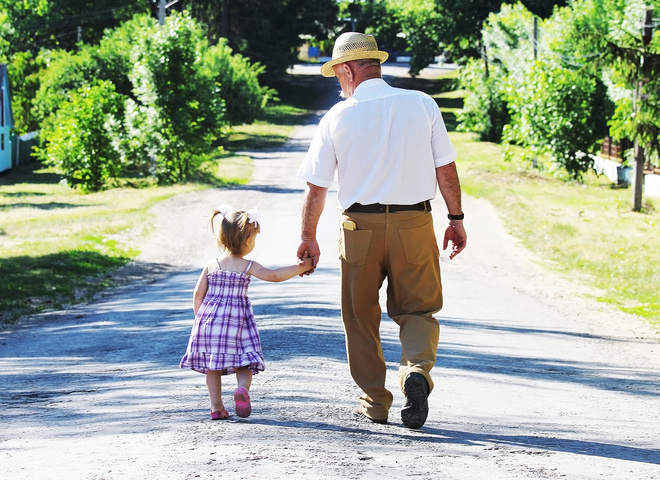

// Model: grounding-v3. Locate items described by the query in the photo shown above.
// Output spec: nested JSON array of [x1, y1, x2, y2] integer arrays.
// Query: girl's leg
[[235, 367, 253, 392], [234, 367, 253, 418], [206, 370, 225, 413]]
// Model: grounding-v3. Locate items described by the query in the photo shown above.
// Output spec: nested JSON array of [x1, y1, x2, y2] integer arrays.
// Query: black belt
[[345, 200, 432, 213]]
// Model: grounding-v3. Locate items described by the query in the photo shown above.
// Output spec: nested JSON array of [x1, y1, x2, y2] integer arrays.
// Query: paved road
[[1, 65, 659, 479]]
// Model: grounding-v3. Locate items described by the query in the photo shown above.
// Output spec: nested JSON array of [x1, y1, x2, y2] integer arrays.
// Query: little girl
[[180, 204, 313, 420]]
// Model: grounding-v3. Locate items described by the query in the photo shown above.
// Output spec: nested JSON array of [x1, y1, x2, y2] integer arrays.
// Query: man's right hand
[[298, 182, 328, 275], [297, 239, 320, 275]]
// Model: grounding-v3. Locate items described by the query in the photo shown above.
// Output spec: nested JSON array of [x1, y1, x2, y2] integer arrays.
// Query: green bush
[[27, 12, 271, 189], [458, 3, 534, 143], [504, 59, 613, 179], [457, 58, 510, 142], [203, 39, 272, 126], [127, 12, 226, 184], [36, 81, 124, 192]]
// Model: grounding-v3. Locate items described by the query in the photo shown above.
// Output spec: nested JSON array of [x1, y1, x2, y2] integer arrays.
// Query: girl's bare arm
[[248, 258, 313, 283], [192, 266, 209, 315]]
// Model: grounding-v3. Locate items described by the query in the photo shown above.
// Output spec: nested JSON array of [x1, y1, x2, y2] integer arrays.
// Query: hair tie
[[246, 207, 263, 227], [217, 204, 233, 218]]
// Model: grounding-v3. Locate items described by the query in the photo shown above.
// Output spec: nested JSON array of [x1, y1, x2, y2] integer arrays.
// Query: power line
[[19, 4, 146, 34], [9, 3, 149, 50]]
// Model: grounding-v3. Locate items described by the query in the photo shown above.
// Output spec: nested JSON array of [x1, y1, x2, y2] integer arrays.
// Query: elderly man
[[297, 32, 467, 429]]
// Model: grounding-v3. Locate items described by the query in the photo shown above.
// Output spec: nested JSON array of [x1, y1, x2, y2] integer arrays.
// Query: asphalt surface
[[1, 64, 658, 479]]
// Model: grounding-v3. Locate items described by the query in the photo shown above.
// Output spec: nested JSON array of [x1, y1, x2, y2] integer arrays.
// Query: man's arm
[[297, 183, 328, 273], [436, 162, 467, 259]]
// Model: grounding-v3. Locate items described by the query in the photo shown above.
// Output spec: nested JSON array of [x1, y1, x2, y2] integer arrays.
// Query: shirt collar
[[352, 78, 387, 99]]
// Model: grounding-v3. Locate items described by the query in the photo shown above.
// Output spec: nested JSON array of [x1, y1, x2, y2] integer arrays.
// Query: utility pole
[[481, 44, 489, 78], [632, 7, 653, 212], [158, 0, 179, 26], [158, 0, 166, 26], [533, 17, 538, 60], [220, 0, 229, 38]]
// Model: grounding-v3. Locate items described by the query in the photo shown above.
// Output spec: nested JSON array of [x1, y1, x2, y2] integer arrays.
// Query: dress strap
[[243, 260, 253, 274], [216, 258, 222, 269]]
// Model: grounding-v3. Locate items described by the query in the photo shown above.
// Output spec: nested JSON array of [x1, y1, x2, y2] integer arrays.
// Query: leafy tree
[[459, 3, 535, 141], [460, 2, 613, 179], [434, 0, 566, 63], [500, 4, 613, 179], [0, 6, 11, 59], [175, 0, 339, 82], [337, 1, 406, 54], [0, 0, 150, 55], [32, 48, 99, 131], [332, 0, 566, 75], [36, 81, 123, 192], [6, 51, 41, 134], [387, 0, 443, 76], [567, 0, 660, 166]]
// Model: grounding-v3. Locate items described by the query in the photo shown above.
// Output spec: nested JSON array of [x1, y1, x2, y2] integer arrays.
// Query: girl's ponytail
[[210, 205, 260, 255]]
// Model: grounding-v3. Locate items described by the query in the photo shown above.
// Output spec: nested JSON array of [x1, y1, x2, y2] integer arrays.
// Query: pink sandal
[[233, 387, 252, 418], [210, 408, 229, 420]]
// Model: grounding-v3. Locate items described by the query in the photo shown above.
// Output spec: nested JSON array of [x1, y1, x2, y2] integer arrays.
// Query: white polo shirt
[[298, 78, 456, 210]]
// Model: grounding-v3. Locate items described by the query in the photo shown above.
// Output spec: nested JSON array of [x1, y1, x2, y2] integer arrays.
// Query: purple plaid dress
[[180, 259, 265, 375]]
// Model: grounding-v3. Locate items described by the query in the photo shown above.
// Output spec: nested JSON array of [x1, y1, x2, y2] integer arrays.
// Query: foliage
[[202, 39, 272, 125], [26, 11, 270, 190], [482, 2, 538, 84], [35, 81, 124, 192], [0, 78, 311, 324], [6, 51, 41, 134], [429, 0, 563, 63], [388, 0, 443, 76], [0, 0, 150, 55], [330, 0, 567, 75], [179, 0, 339, 82], [504, 58, 613, 179], [458, 3, 536, 142], [459, 2, 614, 179], [433, 0, 509, 61], [566, 0, 660, 166], [32, 48, 99, 131], [458, 58, 510, 142], [127, 12, 225, 184]]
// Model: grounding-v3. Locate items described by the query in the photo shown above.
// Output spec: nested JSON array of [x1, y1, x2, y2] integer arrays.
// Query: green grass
[[0, 82, 313, 326], [0, 165, 201, 323], [452, 131, 660, 323]]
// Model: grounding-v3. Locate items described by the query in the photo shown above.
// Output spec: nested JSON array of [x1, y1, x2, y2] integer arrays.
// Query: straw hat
[[320, 32, 389, 77]]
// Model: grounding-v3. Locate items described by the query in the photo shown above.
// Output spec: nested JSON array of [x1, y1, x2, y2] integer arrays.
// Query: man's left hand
[[443, 221, 467, 260]]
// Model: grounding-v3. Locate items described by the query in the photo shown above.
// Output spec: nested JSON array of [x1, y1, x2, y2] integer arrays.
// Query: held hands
[[443, 221, 467, 260], [297, 255, 314, 272], [297, 239, 320, 276]]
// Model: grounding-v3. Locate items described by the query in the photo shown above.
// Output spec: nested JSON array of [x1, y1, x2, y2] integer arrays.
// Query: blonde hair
[[211, 208, 260, 255]]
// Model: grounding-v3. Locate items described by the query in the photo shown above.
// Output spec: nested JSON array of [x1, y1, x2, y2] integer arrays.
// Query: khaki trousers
[[339, 209, 443, 420]]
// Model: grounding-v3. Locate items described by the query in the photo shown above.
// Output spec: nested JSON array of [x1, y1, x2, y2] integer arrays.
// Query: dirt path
[[1, 65, 658, 480]]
